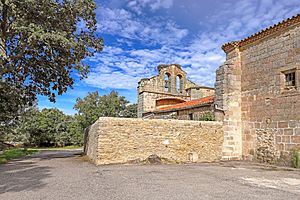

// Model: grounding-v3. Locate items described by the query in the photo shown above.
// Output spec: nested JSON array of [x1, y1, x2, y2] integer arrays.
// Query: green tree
[[74, 91, 130, 128], [16, 108, 72, 147], [121, 103, 138, 118], [0, 0, 103, 133], [68, 115, 85, 146], [74, 91, 102, 129]]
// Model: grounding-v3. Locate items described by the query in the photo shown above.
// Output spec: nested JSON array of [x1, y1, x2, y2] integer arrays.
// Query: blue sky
[[38, 0, 300, 115]]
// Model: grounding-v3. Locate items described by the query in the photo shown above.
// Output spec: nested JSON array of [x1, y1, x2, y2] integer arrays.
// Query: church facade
[[137, 64, 215, 119], [215, 14, 300, 162]]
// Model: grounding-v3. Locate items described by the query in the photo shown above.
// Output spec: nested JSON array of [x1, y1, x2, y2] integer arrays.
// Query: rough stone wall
[[255, 129, 277, 164], [150, 111, 178, 119], [84, 122, 99, 164], [185, 80, 199, 92], [177, 105, 214, 121], [137, 64, 200, 118], [189, 87, 215, 100], [85, 118, 223, 165], [137, 92, 190, 118], [241, 24, 300, 164], [216, 21, 300, 164], [144, 104, 214, 121], [158, 64, 188, 94], [215, 47, 243, 160], [138, 64, 194, 95]]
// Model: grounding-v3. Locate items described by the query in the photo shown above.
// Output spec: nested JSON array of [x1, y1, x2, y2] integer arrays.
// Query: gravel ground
[[0, 150, 300, 200]]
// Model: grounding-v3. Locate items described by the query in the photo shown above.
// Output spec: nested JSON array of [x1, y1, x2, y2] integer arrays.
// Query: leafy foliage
[[68, 115, 85, 145], [199, 112, 215, 121], [0, 0, 103, 129], [4, 91, 137, 147], [292, 149, 299, 168], [121, 103, 138, 118], [74, 91, 136, 129], [15, 108, 73, 146]]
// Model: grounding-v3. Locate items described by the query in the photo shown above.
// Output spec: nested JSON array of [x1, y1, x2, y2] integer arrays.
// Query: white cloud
[[85, 43, 225, 89], [126, 0, 173, 14], [209, 0, 300, 41], [96, 6, 188, 45], [85, 71, 141, 89], [88, 0, 300, 91]]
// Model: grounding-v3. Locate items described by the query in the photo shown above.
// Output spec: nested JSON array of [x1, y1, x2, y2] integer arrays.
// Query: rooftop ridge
[[222, 13, 300, 53], [157, 64, 182, 71], [156, 95, 214, 112]]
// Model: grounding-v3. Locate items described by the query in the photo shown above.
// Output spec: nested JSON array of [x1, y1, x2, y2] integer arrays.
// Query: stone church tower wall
[[216, 14, 300, 164], [137, 64, 214, 118]]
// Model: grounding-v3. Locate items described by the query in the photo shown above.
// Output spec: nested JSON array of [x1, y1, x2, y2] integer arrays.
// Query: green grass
[[0, 148, 39, 164]]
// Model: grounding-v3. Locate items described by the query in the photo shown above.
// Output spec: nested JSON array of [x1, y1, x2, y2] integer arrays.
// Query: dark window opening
[[187, 89, 191, 96], [176, 75, 183, 93], [189, 113, 193, 120], [164, 73, 171, 92], [285, 71, 296, 87]]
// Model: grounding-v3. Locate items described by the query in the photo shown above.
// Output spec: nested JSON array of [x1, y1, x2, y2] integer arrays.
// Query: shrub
[[199, 113, 215, 121], [291, 149, 299, 168]]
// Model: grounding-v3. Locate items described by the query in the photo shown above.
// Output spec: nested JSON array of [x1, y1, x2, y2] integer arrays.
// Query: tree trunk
[[0, 0, 8, 79], [0, 38, 6, 80]]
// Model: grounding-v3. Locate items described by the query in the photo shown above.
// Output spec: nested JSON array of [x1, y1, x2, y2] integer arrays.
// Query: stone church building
[[137, 14, 300, 163], [137, 64, 215, 119], [85, 14, 300, 166], [215, 14, 300, 162]]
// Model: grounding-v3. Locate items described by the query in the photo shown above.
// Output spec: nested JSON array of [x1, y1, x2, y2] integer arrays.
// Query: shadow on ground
[[29, 150, 83, 160], [0, 161, 51, 194], [0, 149, 82, 194]]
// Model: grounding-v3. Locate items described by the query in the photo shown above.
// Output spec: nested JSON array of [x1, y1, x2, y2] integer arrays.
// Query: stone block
[[278, 122, 289, 128], [289, 121, 298, 128], [291, 136, 300, 144], [282, 136, 291, 143], [284, 128, 294, 135], [295, 128, 300, 135]]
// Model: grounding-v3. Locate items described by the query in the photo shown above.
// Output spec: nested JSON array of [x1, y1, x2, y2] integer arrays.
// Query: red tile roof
[[157, 96, 214, 112]]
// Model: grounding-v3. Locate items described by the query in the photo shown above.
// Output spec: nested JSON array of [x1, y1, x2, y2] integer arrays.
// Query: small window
[[164, 73, 171, 92], [189, 113, 193, 120], [176, 75, 183, 93], [187, 89, 191, 96], [285, 72, 296, 87]]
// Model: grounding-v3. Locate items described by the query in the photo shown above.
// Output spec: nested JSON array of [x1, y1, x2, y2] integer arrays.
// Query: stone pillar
[[137, 92, 144, 118], [215, 46, 242, 160]]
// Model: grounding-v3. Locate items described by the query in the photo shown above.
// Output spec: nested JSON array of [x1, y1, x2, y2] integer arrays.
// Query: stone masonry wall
[[215, 47, 243, 160], [190, 88, 215, 100], [177, 105, 214, 121], [240, 23, 300, 164], [147, 104, 214, 120], [137, 64, 199, 118], [137, 92, 191, 118], [84, 122, 99, 164], [216, 20, 300, 165], [85, 118, 223, 165]]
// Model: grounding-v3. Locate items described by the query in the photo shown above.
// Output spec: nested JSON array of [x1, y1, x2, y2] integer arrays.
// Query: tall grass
[[0, 148, 38, 164]]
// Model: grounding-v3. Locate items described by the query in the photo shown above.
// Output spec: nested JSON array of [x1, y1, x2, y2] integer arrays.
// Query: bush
[[14, 108, 84, 147], [291, 149, 299, 168], [199, 113, 215, 121]]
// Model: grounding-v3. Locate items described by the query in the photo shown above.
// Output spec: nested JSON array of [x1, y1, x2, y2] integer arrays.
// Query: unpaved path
[[1, 150, 300, 200]]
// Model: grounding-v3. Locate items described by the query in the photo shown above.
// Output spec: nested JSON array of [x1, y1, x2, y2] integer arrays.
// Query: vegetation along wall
[[85, 117, 223, 165]]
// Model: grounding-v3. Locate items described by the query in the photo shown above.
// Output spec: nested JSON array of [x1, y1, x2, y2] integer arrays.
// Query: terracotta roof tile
[[157, 96, 214, 112]]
